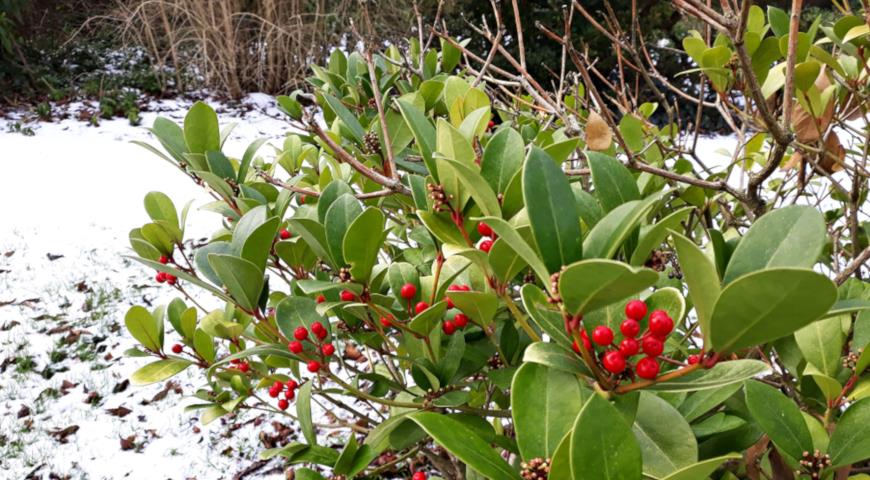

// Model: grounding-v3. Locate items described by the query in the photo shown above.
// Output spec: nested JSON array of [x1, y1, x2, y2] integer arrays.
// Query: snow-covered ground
[[0, 94, 304, 480]]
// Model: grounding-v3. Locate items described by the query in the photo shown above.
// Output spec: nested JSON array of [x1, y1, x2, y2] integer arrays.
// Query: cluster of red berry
[[153, 255, 178, 285], [477, 221, 495, 252], [229, 357, 251, 373], [572, 299, 675, 380], [287, 322, 334, 373], [388, 283, 472, 336], [268, 379, 299, 410]]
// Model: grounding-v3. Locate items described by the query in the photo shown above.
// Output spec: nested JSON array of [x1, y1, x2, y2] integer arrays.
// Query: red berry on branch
[[580, 330, 592, 350], [294, 326, 308, 341], [268, 387, 280, 398], [286, 380, 298, 390], [479, 239, 493, 252], [321, 343, 335, 356], [307, 360, 321, 373], [400, 283, 417, 300], [649, 314, 674, 337], [620, 319, 640, 338], [158, 255, 169, 264], [591, 326, 614, 346], [459, 284, 471, 291], [487, 120, 495, 130], [477, 222, 493, 237], [165, 274, 177, 285], [288, 341, 303, 354], [413, 472, 427, 480], [316, 294, 326, 304], [239, 362, 250, 373], [155, 272, 166, 283], [687, 354, 700, 365], [277, 399, 289, 410], [446, 297, 454, 309], [603, 351, 627, 374], [636, 357, 660, 379], [298, 194, 307, 204], [453, 313, 469, 328], [272, 381, 283, 390], [279, 229, 291, 240], [284, 389, 295, 400], [379, 316, 392, 328], [625, 300, 647, 321], [171, 343, 183, 354], [641, 336, 664, 356], [340, 290, 355, 301], [618, 338, 639, 357], [415, 301, 429, 314], [311, 321, 326, 337], [649, 309, 669, 321], [442, 321, 456, 335]]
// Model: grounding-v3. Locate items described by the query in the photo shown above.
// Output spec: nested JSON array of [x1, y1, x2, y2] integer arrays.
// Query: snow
[[0, 95, 302, 480]]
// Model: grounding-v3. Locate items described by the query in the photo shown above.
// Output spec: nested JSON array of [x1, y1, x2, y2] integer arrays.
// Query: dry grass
[[109, 0, 422, 97]]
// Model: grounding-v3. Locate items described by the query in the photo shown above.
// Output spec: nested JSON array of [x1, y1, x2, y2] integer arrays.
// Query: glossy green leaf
[[324, 193, 363, 267], [131, 358, 193, 385], [476, 217, 550, 290], [481, 127, 524, 193], [647, 360, 769, 392], [558, 260, 658, 316], [276, 296, 330, 341], [672, 231, 720, 344], [654, 454, 742, 480], [343, 208, 386, 283], [521, 284, 572, 347], [297, 380, 315, 445], [745, 380, 813, 459], [828, 398, 870, 467], [144, 191, 179, 229], [208, 254, 264, 312], [511, 363, 589, 461], [396, 99, 437, 178], [570, 394, 642, 480], [632, 392, 698, 478], [523, 147, 583, 273], [587, 152, 640, 212], [322, 92, 365, 144], [522, 342, 590, 377], [184, 101, 220, 154], [629, 207, 692, 266], [408, 301, 448, 335], [125, 306, 162, 352], [447, 291, 498, 326], [794, 316, 845, 377], [723, 206, 826, 284], [583, 191, 665, 259], [440, 157, 501, 216], [679, 383, 742, 422], [709, 268, 837, 353], [410, 412, 522, 480]]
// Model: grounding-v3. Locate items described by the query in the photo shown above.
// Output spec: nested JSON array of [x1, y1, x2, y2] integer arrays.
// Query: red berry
[[625, 300, 648, 321], [321, 343, 335, 356], [272, 381, 283, 389], [380, 316, 392, 328], [603, 351, 627, 374], [311, 322, 326, 338], [268, 387, 280, 398], [459, 284, 471, 291], [591, 326, 614, 346], [687, 354, 701, 365], [649, 309, 669, 321], [155, 272, 166, 283], [487, 120, 495, 130], [316, 294, 326, 304], [580, 330, 592, 350], [277, 399, 289, 410], [620, 319, 640, 338], [284, 389, 295, 400], [400, 283, 417, 300], [165, 274, 177, 285], [299, 194, 307, 204], [239, 362, 250, 373], [279, 229, 291, 240], [288, 341, 303, 354], [649, 314, 674, 337], [618, 338, 639, 357], [294, 326, 309, 341], [479, 239, 493, 252], [413, 472, 427, 480], [641, 336, 664, 357], [453, 313, 469, 328], [286, 380, 298, 390], [477, 222, 493, 237], [636, 356, 660, 379], [442, 321, 456, 335], [447, 284, 462, 291], [307, 360, 321, 373], [171, 343, 183, 354], [340, 290, 355, 302], [571, 340, 582, 354], [230, 358, 241, 364], [158, 255, 169, 264], [415, 301, 429, 314], [446, 297, 455, 309]]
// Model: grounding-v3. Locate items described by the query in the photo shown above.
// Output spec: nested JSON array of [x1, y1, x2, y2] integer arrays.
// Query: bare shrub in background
[[109, 0, 423, 97]]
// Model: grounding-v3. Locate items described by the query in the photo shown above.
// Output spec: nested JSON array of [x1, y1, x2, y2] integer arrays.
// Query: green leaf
[[522, 342, 590, 376], [511, 363, 589, 461], [144, 191, 179, 229], [207, 254, 264, 312], [237, 138, 268, 182], [131, 358, 193, 385], [297, 380, 315, 445], [184, 101, 220, 154], [397, 99, 438, 179], [239, 217, 280, 273], [655, 454, 742, 480], [828, 398, 870, 467], [794, 316, 845, 377], [588, 152, 640, 212], [549, 433, 573, 480], [276, 296, 330, 341], [322, 92, 364, 144], [583, 191, 666, 259], [745, 380, 813, 460], [408, 301, 448, 335], [521, 284, 572, 347], [440, 157, 501, 216], [276, 95, 302, 120], [724, 206, 826, 284], [768, 6, 789, 37], [709, 268, 837, 353], [489, 238, 528, 283], [481, 127, 524, 193], [630, 207, 693, 266], [343, 208, 385, 283], [148, 117, 188, 162], [447, 291, 498, 326], [647, 360, 769, 392], [679, 383, 743, 422], [476, 217, 550, 290], [417, 210, 468, 246], [672, 232, 720, 344], [558, 260, 658, 316], [410, 412, 522, 480], [570, 394, 642, 480], [523, 147, 583, 272], [317, 180, 354, 223], [632, 392, 698, 478], [324, 194, 363, 267], [125, 305, 163, 352]]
